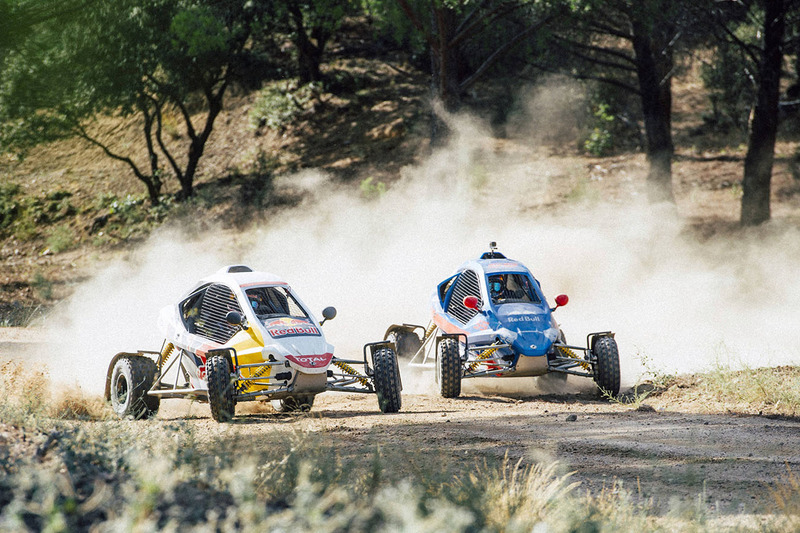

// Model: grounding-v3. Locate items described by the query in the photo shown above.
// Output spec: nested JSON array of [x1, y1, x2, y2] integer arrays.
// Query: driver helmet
[[489, 276, 505, 297]]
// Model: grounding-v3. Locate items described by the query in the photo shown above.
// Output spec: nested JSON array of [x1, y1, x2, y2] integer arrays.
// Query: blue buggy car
[[385, 243, 620, 398]]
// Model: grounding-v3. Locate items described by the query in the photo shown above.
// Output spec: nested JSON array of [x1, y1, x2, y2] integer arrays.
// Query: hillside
[[2, 19, 800, 326]]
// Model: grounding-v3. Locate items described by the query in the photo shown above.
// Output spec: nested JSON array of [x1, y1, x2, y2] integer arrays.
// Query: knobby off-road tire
[[271, 395, 315, 413], [387, 329, 422, 359], [207, 354, 236, 422], [373, 347, 402, 413], [593, 336, 621, 396], [437, 338, 462, 398], [110, 355, 160, 419]]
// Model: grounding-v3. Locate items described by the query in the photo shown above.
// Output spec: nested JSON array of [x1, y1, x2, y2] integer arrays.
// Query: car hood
[[491, 303, 559, 357]]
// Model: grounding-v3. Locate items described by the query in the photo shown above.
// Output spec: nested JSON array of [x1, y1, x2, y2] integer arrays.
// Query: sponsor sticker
[[265, 317, 321, 338], [286, 353, 333, 368], [507, 315, 542, 323]]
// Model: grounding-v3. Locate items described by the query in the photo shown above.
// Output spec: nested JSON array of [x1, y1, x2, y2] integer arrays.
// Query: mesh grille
[[447, 270, 482, 324], [195, 284, 241, 344]]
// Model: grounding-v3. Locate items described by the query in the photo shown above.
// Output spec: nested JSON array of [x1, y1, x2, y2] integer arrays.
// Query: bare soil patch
[[146, 382, 800, 514]]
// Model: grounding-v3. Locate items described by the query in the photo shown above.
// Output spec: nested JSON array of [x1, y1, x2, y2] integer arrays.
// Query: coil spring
[[158, 342, 175, 370], [334, 360, 369, 386], [239, 365, 271, 392], [556, 345, 591, 370], [467, 343, 500, 373], [424, 322, 437, 340]]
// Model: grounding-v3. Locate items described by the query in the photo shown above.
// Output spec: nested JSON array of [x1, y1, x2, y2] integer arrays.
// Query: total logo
[[265, 317, 321, 338], [286, 353, 333, 368]]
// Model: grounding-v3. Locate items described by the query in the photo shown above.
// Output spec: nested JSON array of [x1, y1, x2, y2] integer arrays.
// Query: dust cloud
[[40, 98, 800, 398]]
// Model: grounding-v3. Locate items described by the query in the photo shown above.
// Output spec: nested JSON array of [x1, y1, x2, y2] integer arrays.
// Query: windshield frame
[[486, 272, 542, 306], [244, 285, 310, 321]]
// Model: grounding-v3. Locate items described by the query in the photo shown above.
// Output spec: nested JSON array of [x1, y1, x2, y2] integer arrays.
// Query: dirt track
[[153, 370, 800, 515], [3, 333, 799, 515]]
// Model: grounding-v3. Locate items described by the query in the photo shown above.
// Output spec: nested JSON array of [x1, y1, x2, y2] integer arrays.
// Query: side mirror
[[463, 295, 480, 311], [552, 294, 569, 311], [226, 310, 243, 326], [320, 306, 337, 326]]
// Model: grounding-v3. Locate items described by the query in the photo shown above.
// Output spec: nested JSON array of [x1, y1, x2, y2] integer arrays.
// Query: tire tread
[[437, 338, 462, 398], [373, 347, 402, 413]]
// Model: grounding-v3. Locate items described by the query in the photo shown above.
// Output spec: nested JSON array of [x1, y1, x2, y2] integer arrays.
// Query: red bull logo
[[265, 317, 321, 338]]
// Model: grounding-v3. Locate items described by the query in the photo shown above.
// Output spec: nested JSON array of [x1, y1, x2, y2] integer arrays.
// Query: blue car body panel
[[430, 255, 561, 369]]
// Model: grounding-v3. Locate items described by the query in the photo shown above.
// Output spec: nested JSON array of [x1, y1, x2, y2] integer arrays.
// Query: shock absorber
[[333, 360, 369, 386], [424, 321, 437, 341], [239, 365, 271, 392], [158, 342, 176, 370], [556, 345, 591, 370], [467, 343, 500, 373]]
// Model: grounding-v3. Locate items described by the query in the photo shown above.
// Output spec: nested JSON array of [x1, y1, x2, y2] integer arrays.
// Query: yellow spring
[[424, 322, 437, 340], [158, 342, 175, 370], [556, 345, 591, 370], [467, 345, 500, 373], [240, 365, 271, 392], [334, 360, 369, 386]]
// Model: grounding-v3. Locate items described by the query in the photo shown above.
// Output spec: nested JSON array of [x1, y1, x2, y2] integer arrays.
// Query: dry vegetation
[[3, 359, 800, 531]]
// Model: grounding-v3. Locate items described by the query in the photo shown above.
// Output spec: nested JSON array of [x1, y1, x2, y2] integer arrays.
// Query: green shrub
[[249, 80, 322, 131], [0, 183, 21, 232], [584, 103, 616, 156], [30, 271, 53, 300], [360, 177, 386, 200], [45, 225, 74, 253]]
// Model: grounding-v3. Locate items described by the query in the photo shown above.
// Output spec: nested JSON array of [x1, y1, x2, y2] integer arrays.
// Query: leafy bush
[[584, 103, 616, 156], [359, 176, 386, 199], [45, 225, 74, 253], [249, 80, 322, 131], [0, 183, 21, 232], [30, 272, 53, 300]]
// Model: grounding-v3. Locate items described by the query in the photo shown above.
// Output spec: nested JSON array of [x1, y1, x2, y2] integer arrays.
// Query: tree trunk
[[140, 101, 162, 205], [288, 1, 324, 83], [741, 0, 785, 226], [179, 93, 224, 199], [430, 5, 461, 146], [630, 19, 675, 203]]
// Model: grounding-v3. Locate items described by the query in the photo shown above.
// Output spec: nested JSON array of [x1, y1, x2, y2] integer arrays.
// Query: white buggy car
[[104, 265, 402, 421]]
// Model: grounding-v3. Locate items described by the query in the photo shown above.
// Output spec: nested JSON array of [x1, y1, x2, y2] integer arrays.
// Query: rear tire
[[593, 336, 620, 396], [386, 329, 422, 359], [207, 354, 236, 422], [373, 347, 402, 413], [437, 338, 462, 398], [271, 395, 315, 412], [110, 355, 160, 419]]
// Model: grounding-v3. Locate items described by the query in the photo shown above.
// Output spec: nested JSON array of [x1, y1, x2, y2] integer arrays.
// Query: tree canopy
[[1, 0, 799, 225], [0, 0, 268, 203]]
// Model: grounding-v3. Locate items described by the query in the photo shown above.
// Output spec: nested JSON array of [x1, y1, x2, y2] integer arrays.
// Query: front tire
[[373, 347, 402, 413], [110, 355, 160, 419], [271, 395, 315, 413], [436, 338, 462, 398], [593, 336, 620, 396], [207, 354, 236, 422]]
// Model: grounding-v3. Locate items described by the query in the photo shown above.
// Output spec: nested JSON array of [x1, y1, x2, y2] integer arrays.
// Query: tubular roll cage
[[401, 321, 614, 379], [146, 340, 399, 401]]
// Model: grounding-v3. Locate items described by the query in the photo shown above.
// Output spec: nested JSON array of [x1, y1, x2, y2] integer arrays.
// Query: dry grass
[[2, 368, 800, 530]]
